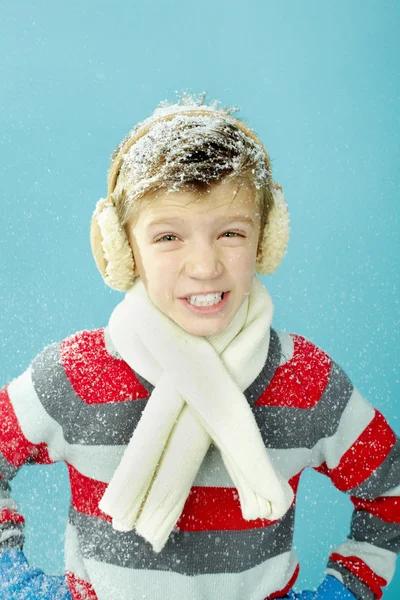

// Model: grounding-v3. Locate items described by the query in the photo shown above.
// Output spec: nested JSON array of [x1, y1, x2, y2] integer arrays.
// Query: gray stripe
[[252, 361, 353, 449], [350, 510, 400, 554], [349, 437, 400, 499], [70, 506, 294, 575], [0, 452, 19, 480], [0, 477, 11, 492], [252, 405, 314, 449], [31, 342, 151, 446], [0, 521, 24, 534], [312, 362, 354, 439], [244, 328, 281, 405], [327, 562, 375, 600], [69, 399, 148, 446], [0, 534, 24, 552]]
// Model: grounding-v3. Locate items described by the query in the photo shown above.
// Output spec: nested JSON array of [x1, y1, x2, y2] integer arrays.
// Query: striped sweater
[[0, 326, 399, 600]]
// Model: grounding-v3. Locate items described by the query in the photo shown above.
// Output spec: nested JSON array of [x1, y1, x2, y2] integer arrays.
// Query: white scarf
[[98, 275, 294, 552]]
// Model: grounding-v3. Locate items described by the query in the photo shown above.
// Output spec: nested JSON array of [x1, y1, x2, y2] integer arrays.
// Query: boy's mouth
[[179, 291, 230, 314], [180, 290, 228, 299]]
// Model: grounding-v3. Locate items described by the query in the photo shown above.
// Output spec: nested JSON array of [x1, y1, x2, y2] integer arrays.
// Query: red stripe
[[255, 334, 331, 408], [60, 329, 149, 405], [66, 571, 99, 600], [0, 386, 53, 467], [68, 463, 301, 532], [67, 464, 110, 522], [351, 494, 400, 523], [176, 486, 280, 531], [177, 473, 301, 532], [315, 410, 396, 491], [267, 563, 300, 599], [330, 552, 387, 600], [0, 509, 25, 524]]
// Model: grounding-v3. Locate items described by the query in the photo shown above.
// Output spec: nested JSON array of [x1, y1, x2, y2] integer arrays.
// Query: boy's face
[[125, 179, 261, 337]]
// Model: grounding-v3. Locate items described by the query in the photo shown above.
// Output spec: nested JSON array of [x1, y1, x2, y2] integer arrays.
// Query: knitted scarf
[[98, 275, 294, 552]]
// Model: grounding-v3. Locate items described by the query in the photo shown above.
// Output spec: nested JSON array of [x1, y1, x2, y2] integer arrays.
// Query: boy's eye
[[222, 231, 244, 238], [154, 234, 179, 243], [154, 231, 245, 243]]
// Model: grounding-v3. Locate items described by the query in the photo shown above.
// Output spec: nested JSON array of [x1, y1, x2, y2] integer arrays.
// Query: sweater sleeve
[[308, 348, 400, 600], [0, 341, 67, 552]]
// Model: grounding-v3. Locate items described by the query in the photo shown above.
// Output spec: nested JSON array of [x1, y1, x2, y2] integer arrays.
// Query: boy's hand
[[281, 575, 357, 599], [0, 548, 71, 599]]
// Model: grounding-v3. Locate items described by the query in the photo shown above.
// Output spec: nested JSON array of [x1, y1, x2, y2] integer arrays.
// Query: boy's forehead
[[139, 180, 258, 222]]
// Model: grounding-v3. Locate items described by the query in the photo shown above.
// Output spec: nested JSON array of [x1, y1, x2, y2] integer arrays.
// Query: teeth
[[188, 292, 223, 306]]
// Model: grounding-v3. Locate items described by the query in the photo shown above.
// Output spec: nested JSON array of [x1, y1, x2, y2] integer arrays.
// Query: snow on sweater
[[0, 326, 399, 600]]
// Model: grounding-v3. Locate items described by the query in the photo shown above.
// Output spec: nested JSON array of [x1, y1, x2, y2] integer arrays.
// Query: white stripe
[[309, 387, 375, 470], [72, 442, 308, 487], [268, 447, 311, 479], [332, 540, 396, 584], [67, 444, 125, 482], [326, 568, 344, 583], [194, 445, 310, 487], [0, 489, 18, 512], [193, 443, 233, 486], [276, 330, 294, 365], [0, 528, 22, 543], [7, 367, 65, 461], [84, 550, 298, 600], [7, 366, 126, 482], [0, 498, 18, 511]]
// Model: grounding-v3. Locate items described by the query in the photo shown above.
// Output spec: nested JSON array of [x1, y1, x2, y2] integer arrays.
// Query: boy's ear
[[90, 198, 136, 292], [254, 181, 290, 276]]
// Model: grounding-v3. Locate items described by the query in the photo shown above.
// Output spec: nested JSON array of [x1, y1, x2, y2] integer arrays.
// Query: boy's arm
[[0, 341, 66, 552], [309, 353, 399, 600]]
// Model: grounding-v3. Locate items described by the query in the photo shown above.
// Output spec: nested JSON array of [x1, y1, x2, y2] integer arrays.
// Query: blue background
[[0, 0, 399, 596]]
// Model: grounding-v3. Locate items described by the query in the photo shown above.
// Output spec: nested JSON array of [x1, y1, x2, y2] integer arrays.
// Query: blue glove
[[0, 548, 72, 600], [282, 575, 358, 599]]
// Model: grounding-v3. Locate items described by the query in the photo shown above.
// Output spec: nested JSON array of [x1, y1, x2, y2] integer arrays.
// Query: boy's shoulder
[[50, 324, 124, 360], [272, 328, 332, 369], [36, 326, 147, 404], [58, 326, 115, 364], [262, 328, 342, 410]]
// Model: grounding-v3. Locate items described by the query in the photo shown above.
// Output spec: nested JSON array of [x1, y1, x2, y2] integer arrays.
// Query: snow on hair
[[109, 92, 275, 236]]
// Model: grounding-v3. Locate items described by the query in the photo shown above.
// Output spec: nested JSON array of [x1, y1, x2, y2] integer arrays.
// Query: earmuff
[[90, 110, 290, 292]]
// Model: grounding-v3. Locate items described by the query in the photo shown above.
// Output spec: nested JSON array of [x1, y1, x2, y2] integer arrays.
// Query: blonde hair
[[108, 93, 275, 243]]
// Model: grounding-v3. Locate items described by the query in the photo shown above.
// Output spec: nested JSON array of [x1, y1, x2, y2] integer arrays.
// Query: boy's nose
[[185, 243, 223, 278]]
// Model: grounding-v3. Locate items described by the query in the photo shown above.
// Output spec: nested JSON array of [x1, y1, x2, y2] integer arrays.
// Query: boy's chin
[[177, 317, 230, 337]]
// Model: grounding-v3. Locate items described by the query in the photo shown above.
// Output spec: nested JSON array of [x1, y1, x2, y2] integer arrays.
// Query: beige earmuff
[[90, 110, 290, 292]]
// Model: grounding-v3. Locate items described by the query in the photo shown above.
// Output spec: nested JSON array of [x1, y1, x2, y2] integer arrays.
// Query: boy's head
[[90, 92, 289, 335], [125, 178, 260, 336]]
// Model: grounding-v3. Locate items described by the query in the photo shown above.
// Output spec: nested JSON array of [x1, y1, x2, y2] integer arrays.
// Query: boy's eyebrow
[[146, 215, 255, 228]]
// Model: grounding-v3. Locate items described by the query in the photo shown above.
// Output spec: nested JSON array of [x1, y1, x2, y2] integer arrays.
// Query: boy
[[0, 92, 399, 599]]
